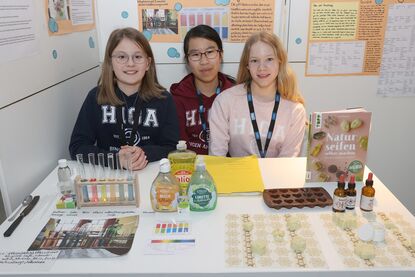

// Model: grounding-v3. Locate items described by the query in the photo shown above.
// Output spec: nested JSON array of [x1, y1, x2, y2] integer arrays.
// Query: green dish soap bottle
[[150, 158, 180, 212], [187, 156, 217, 212], [168, 140, 196, 212]]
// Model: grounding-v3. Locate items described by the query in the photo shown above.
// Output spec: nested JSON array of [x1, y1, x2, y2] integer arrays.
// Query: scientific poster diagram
[[137, 0, 275, 43], [28, 215, 139, 258], [306, 0, 415, 77], [45, 0, 95, 35]]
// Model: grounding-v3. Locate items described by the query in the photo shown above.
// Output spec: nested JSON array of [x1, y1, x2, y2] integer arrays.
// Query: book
[[305, 108, 372, 182]]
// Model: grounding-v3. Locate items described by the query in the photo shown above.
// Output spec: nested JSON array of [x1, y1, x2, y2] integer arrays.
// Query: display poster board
[[96, 0, 285, 63], [137, 0, 276, 43], [44, 0, 95, 36], [305, 0, 415, 78]]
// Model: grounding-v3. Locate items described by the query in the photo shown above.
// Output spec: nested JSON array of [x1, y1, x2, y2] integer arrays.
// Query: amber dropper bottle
[[346, 175, 357, 210], [360, 172, 375, 212], [332, 174, 347, 212]]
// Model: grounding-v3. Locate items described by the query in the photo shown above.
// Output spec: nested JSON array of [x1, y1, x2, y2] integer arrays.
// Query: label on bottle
[[360, 195, 374, 211], [155, 186, 178, 210], [188, 184, 216, 211], [174, 169, 192, 195], [346, 196, 356, 209], [332, 195, 347, 211], [191, 188, 212, 207]]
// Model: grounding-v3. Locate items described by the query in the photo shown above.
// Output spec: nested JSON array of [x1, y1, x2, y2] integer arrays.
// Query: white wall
[[0, 68, 100, 216], [0, 1, 100, 219]]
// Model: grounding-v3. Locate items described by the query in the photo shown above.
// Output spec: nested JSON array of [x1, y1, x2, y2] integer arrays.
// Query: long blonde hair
[[237, 32, 304, 105], [97, 27, 165, 105]]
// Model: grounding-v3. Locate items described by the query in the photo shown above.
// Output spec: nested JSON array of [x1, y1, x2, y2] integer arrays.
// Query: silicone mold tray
[[263, 187, 333, 209]]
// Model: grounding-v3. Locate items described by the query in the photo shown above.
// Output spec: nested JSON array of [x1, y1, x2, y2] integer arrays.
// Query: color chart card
[[144, 239, 196, 255], [145, 221, 195, 255], [153, 221, 190, 235]]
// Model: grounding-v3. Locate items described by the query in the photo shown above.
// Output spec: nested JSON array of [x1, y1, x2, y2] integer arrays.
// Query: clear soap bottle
[[57, 159, 73, 195], [150, 158, 180, 212], [187, 156, 217, 212]]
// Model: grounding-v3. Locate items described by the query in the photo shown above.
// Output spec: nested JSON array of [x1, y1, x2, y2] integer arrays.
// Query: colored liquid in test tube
[[116, 153, 125, 201], [107, 153, 116, 202], [76, 154, 89, 202], [98, 153, 107, 202], [88, 153, 99, 202]]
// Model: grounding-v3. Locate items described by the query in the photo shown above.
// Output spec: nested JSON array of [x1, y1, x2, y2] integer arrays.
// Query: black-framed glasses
[[187, 49, 221, 62], [111, 52, 147, 64]]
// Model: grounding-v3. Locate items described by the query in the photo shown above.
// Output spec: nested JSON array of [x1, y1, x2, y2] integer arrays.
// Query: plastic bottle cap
[[159, 158, 171, 173], [58, 159, 68, 168], [195, 155, 206, 170], [177, 140, 187, 150], [357, 223, 374, 241]]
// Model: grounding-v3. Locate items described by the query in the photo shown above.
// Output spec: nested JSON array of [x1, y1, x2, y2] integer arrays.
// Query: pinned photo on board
[[48, 0, 69, 21]]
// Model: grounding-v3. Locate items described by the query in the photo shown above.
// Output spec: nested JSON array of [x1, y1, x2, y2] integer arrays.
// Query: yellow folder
[[202, 155, 264, 194]]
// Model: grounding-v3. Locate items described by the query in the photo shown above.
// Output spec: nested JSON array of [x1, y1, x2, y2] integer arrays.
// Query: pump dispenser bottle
[[150, 158, 180, 212], [168, 140, 196, 211], [187, 156, 217, 212]]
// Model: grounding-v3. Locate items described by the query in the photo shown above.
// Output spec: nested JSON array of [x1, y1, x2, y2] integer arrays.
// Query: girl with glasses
[[170, 25, 235, 155], [69, 27, 179, 170], [209, 32, 307, 158]]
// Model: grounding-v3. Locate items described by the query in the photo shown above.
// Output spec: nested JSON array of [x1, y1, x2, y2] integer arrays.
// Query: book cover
[[305, 108, 372, 182]]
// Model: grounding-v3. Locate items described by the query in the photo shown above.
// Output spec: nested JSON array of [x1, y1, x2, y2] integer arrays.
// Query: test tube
[[76, 154, 89, 202], [107, 153, 116, 202], [107, 153, 115, 180], [97, 153, 107, 202], [116, 153, 125, 201], [87, 153, 96, 180], [88, 153, 99, 202], [126, 152, 134, 201]]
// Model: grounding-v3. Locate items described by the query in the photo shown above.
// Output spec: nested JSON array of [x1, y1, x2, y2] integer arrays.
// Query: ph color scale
[[154, 222, 189, 235]]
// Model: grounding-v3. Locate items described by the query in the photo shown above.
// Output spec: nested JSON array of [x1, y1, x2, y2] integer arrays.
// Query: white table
[[0, 157, 414, 276]]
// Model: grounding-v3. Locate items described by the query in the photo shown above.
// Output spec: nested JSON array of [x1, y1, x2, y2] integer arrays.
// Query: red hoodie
[[170, 73, 235, 154]]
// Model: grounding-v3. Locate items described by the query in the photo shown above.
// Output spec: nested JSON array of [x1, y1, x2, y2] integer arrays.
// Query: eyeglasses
[[187, 49, 221, 62], [248, 57, 278, 68], [111, 52, 147, 64]]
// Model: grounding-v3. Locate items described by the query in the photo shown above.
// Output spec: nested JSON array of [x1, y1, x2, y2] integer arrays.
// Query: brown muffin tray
[[263, 187, 333, 209]]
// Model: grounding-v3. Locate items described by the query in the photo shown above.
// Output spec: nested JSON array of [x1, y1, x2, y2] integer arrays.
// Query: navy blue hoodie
[[69, 86, 179, 162]]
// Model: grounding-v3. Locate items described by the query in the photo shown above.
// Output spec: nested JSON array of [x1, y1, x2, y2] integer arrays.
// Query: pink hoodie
[[209, 84, 307, 157]]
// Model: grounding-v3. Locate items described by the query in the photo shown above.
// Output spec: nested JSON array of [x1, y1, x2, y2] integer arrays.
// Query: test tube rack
[[75, 175, 140, 208]]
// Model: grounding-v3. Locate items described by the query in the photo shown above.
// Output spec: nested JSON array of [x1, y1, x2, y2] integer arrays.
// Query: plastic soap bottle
[[150, 158, 180, 212], [187, 156, 217, 212], [57, 159, 73, 195], [360, 172, 375, 212], [168, 140, 196, 211]]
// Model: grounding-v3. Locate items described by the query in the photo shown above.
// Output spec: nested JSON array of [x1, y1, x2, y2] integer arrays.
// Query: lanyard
[[246, 86, 280, 158], [195, 86, 221, 142], [116, 93, 143, 146]]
